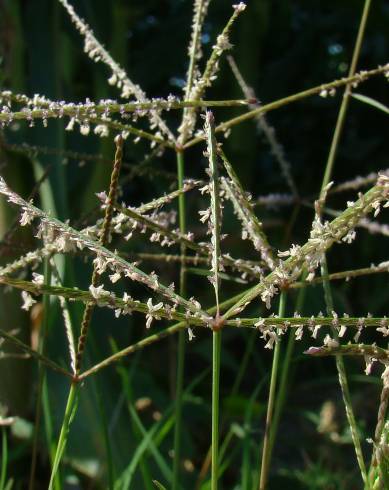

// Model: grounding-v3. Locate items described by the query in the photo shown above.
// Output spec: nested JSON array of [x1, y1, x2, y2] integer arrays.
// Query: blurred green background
[[0, 0, 388, 488]]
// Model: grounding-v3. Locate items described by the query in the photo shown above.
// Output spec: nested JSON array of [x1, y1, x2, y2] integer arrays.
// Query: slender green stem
[[259, 290, 287, 490], [172, 150, 187, 490], [212, 329, 222, 490]]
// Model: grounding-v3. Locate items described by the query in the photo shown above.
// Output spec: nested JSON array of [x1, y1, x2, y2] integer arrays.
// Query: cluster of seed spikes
[[0, 0, 389, 488]]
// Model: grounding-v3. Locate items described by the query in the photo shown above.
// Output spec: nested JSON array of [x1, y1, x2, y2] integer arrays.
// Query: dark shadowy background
[[0, 0, 388, 488]]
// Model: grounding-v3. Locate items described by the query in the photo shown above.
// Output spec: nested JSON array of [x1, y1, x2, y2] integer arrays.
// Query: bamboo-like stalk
[[258, 290, 287, 490]]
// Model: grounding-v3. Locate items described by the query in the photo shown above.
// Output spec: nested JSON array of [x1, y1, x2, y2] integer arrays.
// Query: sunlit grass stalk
[[172, 149, 187, 490], [258, 290, 286, 490]]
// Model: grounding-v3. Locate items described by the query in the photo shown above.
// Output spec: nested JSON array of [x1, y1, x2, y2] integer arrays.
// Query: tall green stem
[[321, 259, 368, 486], [318, 1, 372, 486], [258, 290, 287, 490], [212, 329, 222, 490], [172, 150, 187, 490]]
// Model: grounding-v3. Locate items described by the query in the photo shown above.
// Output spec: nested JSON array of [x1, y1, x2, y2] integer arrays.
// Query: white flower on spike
[[260, 283, 278, 309], [342, 229, 356, 244], [262, 329, 278, 349], [109, 272, 121, 283], [94, 124, 109, 137], [232, 2, 246, 12], [89, 284, 109, 300], [188, 328, 195, 341], [145, 298, 164, 329], [364, 356, 375, 375], [19, 209, 35, 226], [199, 208, 211, 223], [32, 273, 44, 285], [323, 335, 339, 348], [377, 317, 389, 337], [65, 117, 75, 131], [21, 291, 36, 311], [254, 318, 265, 329]]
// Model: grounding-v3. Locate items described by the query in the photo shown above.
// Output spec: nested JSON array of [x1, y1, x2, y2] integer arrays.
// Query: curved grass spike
[[48, 135, 123, 488]]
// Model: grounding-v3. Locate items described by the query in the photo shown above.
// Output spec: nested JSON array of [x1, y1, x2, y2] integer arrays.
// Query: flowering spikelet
[[204, 111, 222, 312]]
